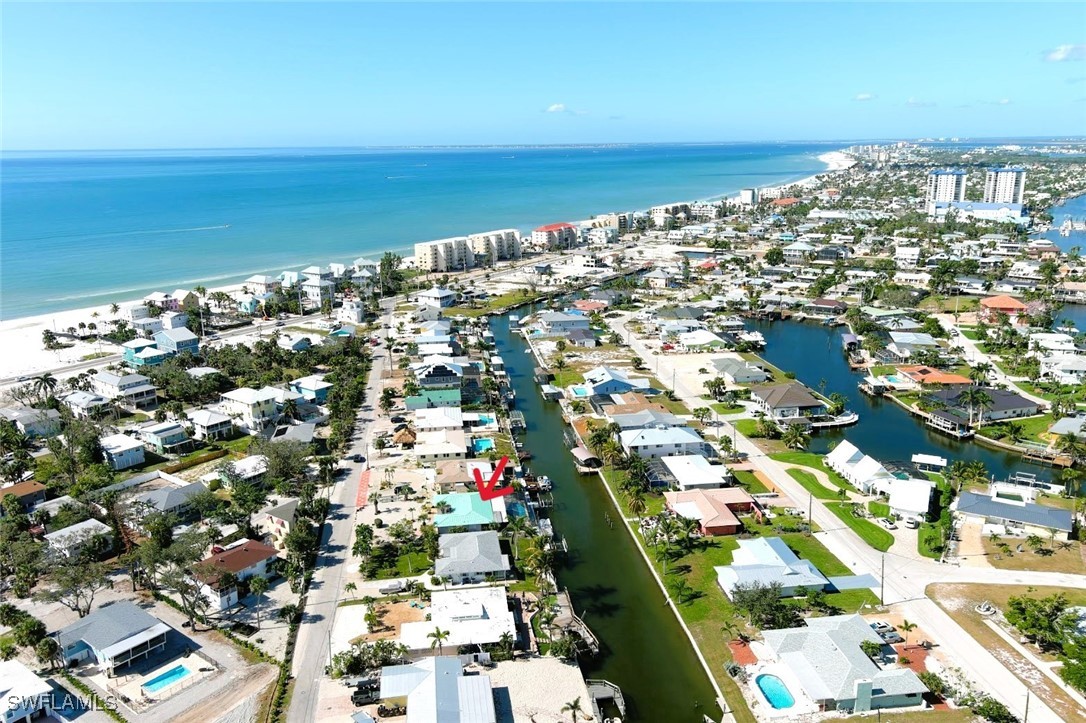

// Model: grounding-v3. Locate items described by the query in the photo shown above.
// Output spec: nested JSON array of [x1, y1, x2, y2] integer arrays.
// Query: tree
[[345, 581, 358, 598], [1057, 433, 1086, 464], [160, 564, 211, 630], [504, 515, 530, 559], [900, 619, 917, 648], [560, 697, 585, 723], [428, 626, 451, 655], [32, 373, 59, 404], [859, 639, 882, 660], [669, 577, 694, 605], [781, 424, 810, 450], [35, 637, 61, 670], [704, 377, 726, 399], [764, 246, 785, 265], [692, 407, 712, 425], [230, 480, 268, 537], [1026, 534, 1045, 554], [35, 559, 113, 618]]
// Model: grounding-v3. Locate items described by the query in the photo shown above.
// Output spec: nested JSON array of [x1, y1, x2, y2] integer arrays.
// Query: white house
[[659, 454, 732, 490], [677, 329, 728, 352], [194, 539, 279, 611], [100, 433, 146, 471], [573, 366, 650, 397], [398, 587, 515, 652], [44, 518, 113, 559], [189, 408, 234, 440], [415, 429, 469, 463], [418, 287, 458, 308], [0, 660, 54, 723], [715, 537, 829, 598], [220, 387, 279, 431], [619, 426, 708, 459]]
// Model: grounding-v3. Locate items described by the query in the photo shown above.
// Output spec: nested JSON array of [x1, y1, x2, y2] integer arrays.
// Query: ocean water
[[0, 143, 835, 319]]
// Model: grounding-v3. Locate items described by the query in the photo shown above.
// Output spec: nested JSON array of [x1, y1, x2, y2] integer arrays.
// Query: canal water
[[748, 318, 1055, 482], [491, 311, 721, 721]]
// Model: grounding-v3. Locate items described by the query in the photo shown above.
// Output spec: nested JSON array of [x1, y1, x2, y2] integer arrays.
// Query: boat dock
[[587, 679, 627, 721]]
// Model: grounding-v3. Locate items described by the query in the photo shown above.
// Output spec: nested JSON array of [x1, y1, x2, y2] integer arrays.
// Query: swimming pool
[[507, 501, 527, 518], [884, 374, 904, 384], [572, 387, 588, 397], [142, 664, 191, 694], [477, 414, 496, 425], [755, 674, 795, 710], [473, 438, 496, 454]]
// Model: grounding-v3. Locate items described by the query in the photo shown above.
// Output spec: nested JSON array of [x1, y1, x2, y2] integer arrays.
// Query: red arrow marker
[[475, 455, 513, 501]]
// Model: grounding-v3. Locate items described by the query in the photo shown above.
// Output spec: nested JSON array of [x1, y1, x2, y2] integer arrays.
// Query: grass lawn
[[981, 537, 1085, 574], [647, 378, 692, 415], [370, 551, 431, 579], [929, 583, 1086, 722], [958, 327, 982, 341], [732, 469, 769, 494], [917, 522, 944, 559], [599, 468, 666, 518], [770, 451, 852, 490], [740, 352, 788, 380], [869, 364, 897, 376], [218, 435, 255, 455], [79, 351, 113, 361], [825, 502, 895, 551], [867, 501, 891, 518], [711, 402, 746, 415], [786, 469, 838, 500], [732, 419, 762, 438], [979, 414, 1056, 445], [550, 369, 585, 387], [446, 291, 535, 317], [919, 295, 979, 313]]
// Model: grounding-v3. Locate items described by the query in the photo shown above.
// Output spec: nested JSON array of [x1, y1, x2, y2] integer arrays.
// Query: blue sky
[[2, 2, 1084, 149]]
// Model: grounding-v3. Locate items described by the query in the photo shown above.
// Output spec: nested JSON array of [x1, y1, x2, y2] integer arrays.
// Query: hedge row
[[61, 672, 128, 723], [161, 448, 228, 474]]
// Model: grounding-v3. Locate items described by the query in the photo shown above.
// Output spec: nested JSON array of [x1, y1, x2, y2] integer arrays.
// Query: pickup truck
[[378, 580, 406, 595]]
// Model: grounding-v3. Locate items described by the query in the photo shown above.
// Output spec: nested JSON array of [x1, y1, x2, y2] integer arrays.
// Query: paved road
[[606, 311, 1079, 722], [287, 301, 393, 723]]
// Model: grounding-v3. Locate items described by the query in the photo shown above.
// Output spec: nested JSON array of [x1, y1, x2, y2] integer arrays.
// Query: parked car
[[390, 416, 407, 424], [378, 580, 406, 595], [879, 517, 898, 530], [904, 517, 920, 529], [880, 631, 904, 644], [871, 621, 893, 634]]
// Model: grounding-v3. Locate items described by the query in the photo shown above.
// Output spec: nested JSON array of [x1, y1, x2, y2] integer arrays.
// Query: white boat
[[537, 475, 552, 491], [1060, 217, 1073, 237], [737, 330, 766, 346]]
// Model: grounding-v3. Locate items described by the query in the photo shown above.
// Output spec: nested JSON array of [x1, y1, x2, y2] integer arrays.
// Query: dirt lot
[[351, 600, 426, 644], [981, 536, 1085, 575]]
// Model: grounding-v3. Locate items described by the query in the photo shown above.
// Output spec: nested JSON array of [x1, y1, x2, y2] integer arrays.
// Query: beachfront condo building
[[468, 229, 522, 266], [531, 222, 578, 250], [984, 167, 1026, 205], [926, 169, 967, 205], [740, 188, 758, 206], [414, 236, 475, 272]]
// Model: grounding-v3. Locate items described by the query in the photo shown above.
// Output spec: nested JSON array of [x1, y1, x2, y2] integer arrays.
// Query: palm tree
[[900, 619, 917, 648], [560, 697, 585, 723], [345, 581, 357, 598], [1057, 433, 1086, 464], [670, 577, 694, 605], [781, 424, 810, 450], [505, 515, 530, 559], [281, 397, 299, 421], [32, 373, 58, 403], [957, 387, 992, 426], [428, 626, 451, 655]]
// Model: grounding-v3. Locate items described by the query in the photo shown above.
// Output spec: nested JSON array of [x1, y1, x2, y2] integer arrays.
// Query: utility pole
[[808, 493, 813, 527], [1024, 691, 1030, 723], [880, 553, 886, 606]]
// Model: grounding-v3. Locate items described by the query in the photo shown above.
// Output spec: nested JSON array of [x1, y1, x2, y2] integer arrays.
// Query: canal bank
[[490, 310, 723, 722], [747, 318, 1055, 482]]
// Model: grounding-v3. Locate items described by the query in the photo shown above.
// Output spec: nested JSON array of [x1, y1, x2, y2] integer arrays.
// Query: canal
[[490, 310, 722, 722], [748, 318, 1055, 482]]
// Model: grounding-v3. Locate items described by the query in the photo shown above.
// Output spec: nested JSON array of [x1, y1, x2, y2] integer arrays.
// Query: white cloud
[[1044, 44, 1086, 62], [905, 97, 936, 108], [853, 92, 876, 102], [997, 98, 1012, 105], [544, 103, 567, 113]]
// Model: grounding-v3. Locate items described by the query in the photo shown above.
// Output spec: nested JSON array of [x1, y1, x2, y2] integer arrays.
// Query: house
[[415, 406, 465, 431], [93, 371, 158, 409], [379, 657, 497, 723], [204, 455, 269, 489], [574, 366, 650, 397], [619, 426, 709, 460], [0, 660, 55, 723], [0, 480, 47, 516], [715, 537, 829, 598], [657, 454, 733, 491], [405, 388, 461, 411], [782, 241, 816, 265], [761, 615, 928, 712], [61, 391, 112, 419], [153, 327, 200, 357], [664, 487, 758, 535], [887, 477, 935, 519], [979, 294, 1029, 324], [301, 277, 335, 307], [434, 531, 510, 585], [220, 387, 279, 431], [896, 366, 972, 386], [189, 408, 234, 441], [751, 382, 825, 421], [412, 358, 466, 389], [258, 498, 298, 551], [0, 407, 61, 438], [566, 328, 598, 348], [432, 492, 507, 532], [953, 487, 1074, 540], [885, 332, 940, 361], [122, 338, 168, 367], [711, 357, 769, 385], [418, 287, 458, 308], [536, 311, 590, 335], [677, 329, 728, 352], [338, 298, 366, 324], [144, 291, 179, 312], [414, 429, 469, 463], [927, 386, 1042, 423], [289, 374, 333, 403], [608, 408, 684, 430], [434, 460, 494, 493], [132, 317, 164, 338], [398, 587, 515, 652], [572, 299, 608, 313], [140, 421, 190, 454], [95, 471, 209, 521], [803, 298, 848, 318], [100, 433, 146, 471], [44, 518, 113, 559], [195, 539, 280, 611], [1029, 333, 1082, 355], [643, 268, 675, 288], [825, 442, 896, 494], [246, 274, 281, 294], [57, 600, 172, 674], [1040, 354, 1086, 385]]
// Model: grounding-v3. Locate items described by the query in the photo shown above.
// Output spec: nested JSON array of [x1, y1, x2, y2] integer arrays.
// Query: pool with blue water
[[142, 665, 191, 694], [756, 674, 795, 710], [473, 438, 496, 454]]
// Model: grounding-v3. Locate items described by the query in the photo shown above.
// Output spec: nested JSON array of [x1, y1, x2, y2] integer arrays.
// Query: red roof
[[198, 539, 279, 577], [772, 197, 801, 206], [980, 295, 1027, 311], [534, 222, 575, 233]]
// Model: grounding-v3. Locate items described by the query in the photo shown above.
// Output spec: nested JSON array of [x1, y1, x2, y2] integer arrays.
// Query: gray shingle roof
[[955, 490, 1073, 532], [435, 531, 509, 577], [136, 481, 209, 512], [752, 382, 822, 410], [57, 600, 165, 651]]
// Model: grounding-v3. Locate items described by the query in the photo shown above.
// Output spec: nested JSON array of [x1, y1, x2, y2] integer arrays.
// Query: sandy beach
[[0, 150, 855, 382]]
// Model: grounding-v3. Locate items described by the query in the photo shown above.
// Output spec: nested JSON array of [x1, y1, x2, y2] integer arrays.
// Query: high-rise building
[[530, 222, 578, 250], [468, 229, 522, 266], [984, 168, 1026, 205], [740, 188, 759, 206], [414, 237, 474, 272], [926, 170, 968, 204]]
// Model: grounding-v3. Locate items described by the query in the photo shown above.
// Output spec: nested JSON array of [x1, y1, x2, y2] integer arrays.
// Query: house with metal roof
[[925, 386, 1042, 423], [711, 357, 769, 385], [432, 492, 507, 532], [56, 600, 172, 675], [406, 389, 462, 411], [100, 433, 146, 471], [715, 537, 829, 598], [607, 408, 684, 430], [44, 518, 113, 559], [574, 366, 650, 397], [656, 454, 733, 491], [398, 587, 515, 652], [953, 487, 1074, 540], [619, 426, 709, 460], [379, 656, 496, 723], [761, 614, 928, 712], [435, 531, 510, 585], [751, 382, 824, 422]]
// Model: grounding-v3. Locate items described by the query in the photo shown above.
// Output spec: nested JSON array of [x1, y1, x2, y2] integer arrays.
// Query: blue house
[[154, 327, 200, 356], [122, 339, 168, 367], [289, 374, 333, 403]]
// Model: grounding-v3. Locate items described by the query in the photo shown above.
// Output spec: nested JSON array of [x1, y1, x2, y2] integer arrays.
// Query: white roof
[[44, 518, 112, 547], [190, 408, 232, 427], [222, 387, 278, 404], [911, 453, 947, 468], [620, 426, 702, 448], [661, 455, 729, 490], [0, 660, 52, 702], [678, 329, 726, 347], [416, 429, 468, 455], [399, 587, 515, 650], [888, 477, 935, 516], [825, 440, 862, 472], [415, 406, 465, 430], [101, 433, 143, 454]]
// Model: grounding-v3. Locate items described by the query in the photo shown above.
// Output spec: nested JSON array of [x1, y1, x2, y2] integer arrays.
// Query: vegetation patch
[[825, 502, 895, 551], [785, 469, 838, 500]]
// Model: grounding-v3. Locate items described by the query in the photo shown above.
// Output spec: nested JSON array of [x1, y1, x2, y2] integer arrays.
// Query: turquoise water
[[572, 387, 588, 397], [472, 437, 495, 454], [885, 374, 905, 384], [507, 501, 527, 518], [0, 143, 832, 319], [756, 674, 795, 709], [142, 664, 191, 693]]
